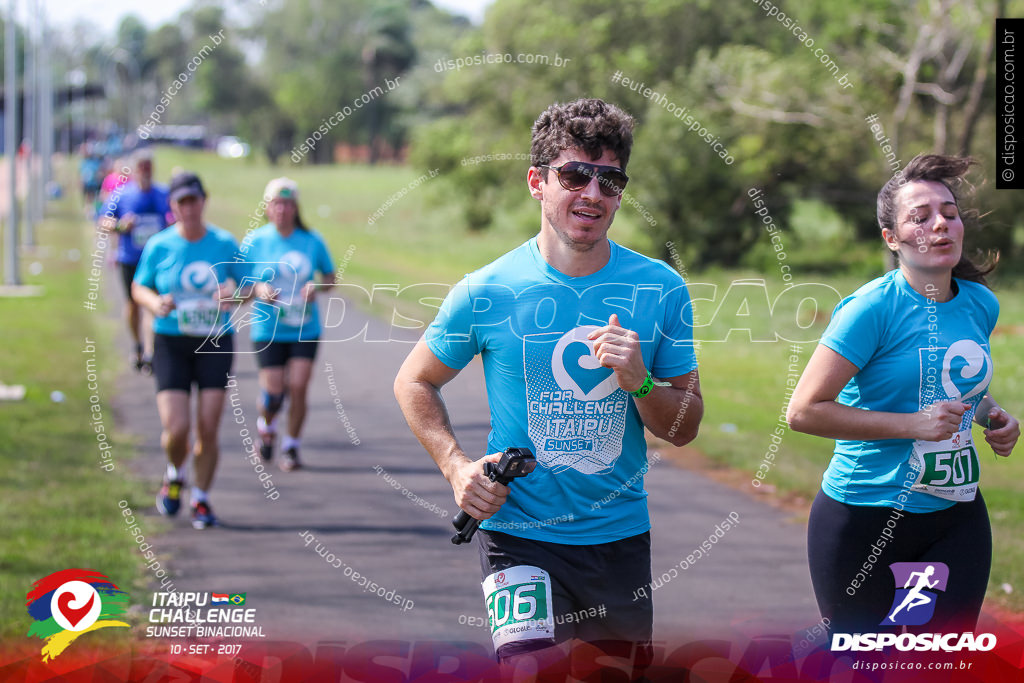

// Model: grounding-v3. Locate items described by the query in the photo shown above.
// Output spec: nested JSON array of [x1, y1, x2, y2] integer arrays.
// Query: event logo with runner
[[882, 562, 949, 626], [832, 560, 995, 652], [25, 569, 130, 662], [525, 326, 627, 475]]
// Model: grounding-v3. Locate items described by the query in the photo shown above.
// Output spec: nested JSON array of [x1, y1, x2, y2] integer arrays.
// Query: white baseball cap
[[264, 177, 299, 202]]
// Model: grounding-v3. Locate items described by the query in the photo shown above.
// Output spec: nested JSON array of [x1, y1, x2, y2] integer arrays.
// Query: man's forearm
[[395, 379, 469, 481], [636, 386, 703, 446]]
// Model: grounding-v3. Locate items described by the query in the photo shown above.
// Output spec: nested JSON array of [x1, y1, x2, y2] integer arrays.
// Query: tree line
[[63, 0, 1021, 270]]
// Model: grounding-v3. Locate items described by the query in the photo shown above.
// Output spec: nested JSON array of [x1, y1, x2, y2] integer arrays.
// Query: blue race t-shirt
[[425, 238, 698, 544], [101, 182, 171, 265], [240, 224, 334, 342], [818, 269, 998, 512], [134, 225, 248, 338]]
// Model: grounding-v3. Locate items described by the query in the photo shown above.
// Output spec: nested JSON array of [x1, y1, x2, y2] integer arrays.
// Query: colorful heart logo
[[57, 592, 94, 628], [50, 581, 101, 632]]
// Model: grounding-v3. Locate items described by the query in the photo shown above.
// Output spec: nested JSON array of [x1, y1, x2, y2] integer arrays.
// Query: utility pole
[[4, 0, 20, 285], [22, 0, 34, 244], [39, 3, 50, 199]]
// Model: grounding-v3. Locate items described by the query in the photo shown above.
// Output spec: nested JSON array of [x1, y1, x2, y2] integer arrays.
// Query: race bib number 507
[[481, 565, 555, 651], [910, 430, 980, 502]]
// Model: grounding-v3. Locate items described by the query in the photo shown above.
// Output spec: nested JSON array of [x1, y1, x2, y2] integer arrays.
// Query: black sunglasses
[[539, 161, 629, 197]]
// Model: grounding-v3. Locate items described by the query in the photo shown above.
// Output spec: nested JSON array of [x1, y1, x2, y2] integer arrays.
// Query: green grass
[[0, 164, 168, 643]]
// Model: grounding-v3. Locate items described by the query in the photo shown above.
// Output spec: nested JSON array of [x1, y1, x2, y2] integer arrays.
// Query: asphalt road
[[111, 290, 821, 653]]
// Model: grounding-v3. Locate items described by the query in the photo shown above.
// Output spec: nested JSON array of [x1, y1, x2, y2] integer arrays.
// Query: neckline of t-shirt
[[174, 223, 214, 244], [266, 223, 305, 240], [893, 269, 963, 308], [527, 237, 620, 286]]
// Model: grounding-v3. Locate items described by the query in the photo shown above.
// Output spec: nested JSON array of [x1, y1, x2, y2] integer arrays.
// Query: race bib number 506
[[481, 565, 555, 651]]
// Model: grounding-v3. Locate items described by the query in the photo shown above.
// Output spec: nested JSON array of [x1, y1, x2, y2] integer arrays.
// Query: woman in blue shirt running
[[133, 172, 247, 530], [241, 178, 335, 472], [788, 154, 1019, 635]]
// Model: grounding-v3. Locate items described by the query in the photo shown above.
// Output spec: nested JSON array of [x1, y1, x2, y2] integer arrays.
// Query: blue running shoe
[[156, 477, 184, 516]]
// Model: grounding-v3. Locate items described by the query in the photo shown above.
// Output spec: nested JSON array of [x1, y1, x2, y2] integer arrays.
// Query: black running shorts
[[120, 262, 138, 300], [477, 529, 653, 663], [254, 339, 319, 369], [152, 333, 234, 392]]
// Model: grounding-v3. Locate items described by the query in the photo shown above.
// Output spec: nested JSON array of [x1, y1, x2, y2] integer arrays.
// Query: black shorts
[[152, 333, 234, 392], [119, 262, 138, 300], [254, 339, 319, 368], [477, 529, 653, 661], [807, 489, 991, 635]]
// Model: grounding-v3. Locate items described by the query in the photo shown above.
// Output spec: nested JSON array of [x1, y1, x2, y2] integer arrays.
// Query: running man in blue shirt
[[788, 155, 1020, 635], [98, 150, 171, 372], [395, 99, 703, 669], [241, 178, 335, 471]]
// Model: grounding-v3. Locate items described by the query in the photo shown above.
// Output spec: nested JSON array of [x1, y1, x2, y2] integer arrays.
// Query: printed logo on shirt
[[271, 252, 312, 327], [180, 261, 217, 293], [525, 326, 627, 475], [177, 261, 222, 337], [919, 339, 991, 421], [912, 339, 990, 501], [279, 250, 312, 283]]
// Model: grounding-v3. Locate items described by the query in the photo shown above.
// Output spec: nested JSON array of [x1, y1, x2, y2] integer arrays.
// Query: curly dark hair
[[876, 153, 997, 286], [530, 98, 635, 174]]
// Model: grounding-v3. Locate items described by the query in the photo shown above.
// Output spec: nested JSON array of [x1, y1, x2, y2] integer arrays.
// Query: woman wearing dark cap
[[132, 172, 249, 529], [788, 155, 1019, 634]]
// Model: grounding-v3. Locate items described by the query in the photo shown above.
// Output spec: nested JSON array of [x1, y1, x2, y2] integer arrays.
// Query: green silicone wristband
[[630, 371, 655, 398]]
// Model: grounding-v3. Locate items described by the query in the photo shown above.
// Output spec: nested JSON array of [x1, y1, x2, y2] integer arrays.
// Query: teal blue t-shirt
[[240, 224, 334, 343], [425, 238, 698, 544], [819, 269, 998, 512], [134, 225, 247, 338]]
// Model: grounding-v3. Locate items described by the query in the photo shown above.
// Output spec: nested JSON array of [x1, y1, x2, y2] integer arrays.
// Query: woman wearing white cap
[[242, 178, 335, 471]]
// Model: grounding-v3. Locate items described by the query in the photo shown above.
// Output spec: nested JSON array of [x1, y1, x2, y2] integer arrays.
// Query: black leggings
[[807, 490, 991, 635]]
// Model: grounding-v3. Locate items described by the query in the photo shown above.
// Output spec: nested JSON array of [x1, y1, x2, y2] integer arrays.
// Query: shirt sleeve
[[819, 293, 882, 369], [315, 235, 334, 277], [984, 287, 1000, 337], [424, 278, 480, 370], [651, 281, 698, 378], [133, 242, 158, 290], [100, 191, 123, 221], [158, 190, 171, 227]]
